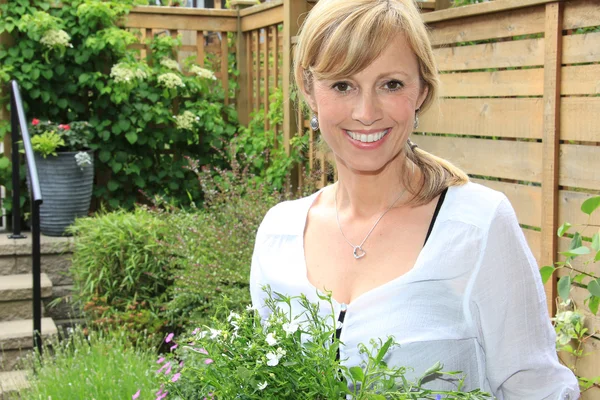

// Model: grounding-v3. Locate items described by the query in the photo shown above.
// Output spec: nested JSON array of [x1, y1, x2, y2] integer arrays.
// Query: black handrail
[[8, 80, 43, 355]]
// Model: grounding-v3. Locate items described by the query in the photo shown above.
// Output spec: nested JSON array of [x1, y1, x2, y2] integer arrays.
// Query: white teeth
[[346, 129, 388, 143]]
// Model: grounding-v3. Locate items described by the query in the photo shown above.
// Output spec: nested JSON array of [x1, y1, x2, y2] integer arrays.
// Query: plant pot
[[27, 150, 94, 236]]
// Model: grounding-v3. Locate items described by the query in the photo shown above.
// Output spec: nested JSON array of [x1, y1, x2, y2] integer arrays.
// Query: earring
[[310, 114, 319, 131], [413, 108, 420, 130]]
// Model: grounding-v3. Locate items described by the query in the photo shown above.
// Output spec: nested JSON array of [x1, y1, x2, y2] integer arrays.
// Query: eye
[[384, 80, 404, 91], [332, 81, 351, 93]]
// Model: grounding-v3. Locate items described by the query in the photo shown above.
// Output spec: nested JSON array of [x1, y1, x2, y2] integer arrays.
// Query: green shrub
[[13, 326, 159, 400], [69, 207, 175, 345]]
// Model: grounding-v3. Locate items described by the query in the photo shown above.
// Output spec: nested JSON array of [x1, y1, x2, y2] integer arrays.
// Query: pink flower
[[165, 333, 174, 343], [204, 358, 213, 364], [132, 389, 141, 399], [156, 357, 165, 364], [58, 124, 70, 130], [171, 373, 181, 382], [157, 361, 171, 374], [170, 344, 178, 351], [32, 118, 40, 126], [192, 328, 200, 335]]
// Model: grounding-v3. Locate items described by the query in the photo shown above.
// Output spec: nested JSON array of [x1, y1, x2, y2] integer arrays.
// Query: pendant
[[353, 246, 366, 260]]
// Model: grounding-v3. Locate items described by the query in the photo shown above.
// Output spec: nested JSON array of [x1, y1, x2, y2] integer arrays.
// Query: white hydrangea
[[110, 63, 148, 84], [160, 57, 181, 71], [189, 65, 217, 80], [74, 151, 92, 169], [158, 72, 185, 89], [174, 111, 199, 131], [40, 29, 72, 49]]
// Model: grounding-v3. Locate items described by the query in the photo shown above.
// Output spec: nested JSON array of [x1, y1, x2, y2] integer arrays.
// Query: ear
[[301, 83, 318, 113], [416, 84, 429, 110]]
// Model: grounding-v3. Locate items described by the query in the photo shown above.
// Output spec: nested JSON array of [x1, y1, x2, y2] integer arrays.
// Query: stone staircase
[[0, 233, 78, 398]]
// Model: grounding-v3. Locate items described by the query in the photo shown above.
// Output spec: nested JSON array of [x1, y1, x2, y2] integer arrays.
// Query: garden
[[0, 0, 599, 398]]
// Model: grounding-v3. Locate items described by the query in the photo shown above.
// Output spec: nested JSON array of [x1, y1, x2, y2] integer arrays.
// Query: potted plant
[[28, 118, 94, 236]]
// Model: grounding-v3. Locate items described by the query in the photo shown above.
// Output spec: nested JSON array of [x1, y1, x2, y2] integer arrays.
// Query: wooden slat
[[563, 0, 600, 30], [440, 68, 544, 97], [220, 31, 229, 105], [420, 98, 543, 139], [411, 136, 543, 182], [435, 37, 544, 71], [423, 0, 557, 24], [561, 64, 600, 95], [239, 0, 282, 17], [273, 25, 279, 90], [236, 29, 249, 126], [559, 144, 600, 190], [561, 97, 600, 142], [563, 31, 600, 64], [130, 6, 236, 17], [196, 31, 205, 66], [264, 28, 270, 131], [125, 13, 237, 32], [522, 228, 541, 266], [541, 1, 563, 316], [145, 28, 152, 64], [254, 30, 260, 110], [471, 179, 542, 228], [246, 32, 253, 114], [427, 5, 545, 46], [241, 4, 284, 32], [558, 189, 600, 229]]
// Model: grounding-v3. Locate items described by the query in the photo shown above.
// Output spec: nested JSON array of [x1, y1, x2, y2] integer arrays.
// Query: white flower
[[110, 63, 148, 84], [74, 151, 92, 170], [265, 352, 279, 366], [173, 111, 197, 130], [227, 312, 241, 322], [209, 328, 222, 339], [257, 381, 268, 390], [160, 57, 181, 71], [189, 65, 217, 80], [40, 29, 71, 49], [246, 304, 256, 312], [276, 347, 286, 357], [265, 332, 277, 346], [157, 72, 185, 89], [282, 322, 299, 336]]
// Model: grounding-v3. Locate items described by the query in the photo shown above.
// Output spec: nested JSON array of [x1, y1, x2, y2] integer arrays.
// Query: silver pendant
[[353, 246, 366, 260]]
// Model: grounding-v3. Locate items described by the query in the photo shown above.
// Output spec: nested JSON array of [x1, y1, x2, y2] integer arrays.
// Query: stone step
[[0, 274, 52, 322], [0, 318, 57, 371], [0, 370, 29, 398]]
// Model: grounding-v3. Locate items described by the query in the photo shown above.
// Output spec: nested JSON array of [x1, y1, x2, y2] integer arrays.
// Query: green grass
[[12, 326, 160, 400]]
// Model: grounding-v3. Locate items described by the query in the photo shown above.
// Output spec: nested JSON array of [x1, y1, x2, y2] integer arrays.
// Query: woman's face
[[305, 34, 428, 174]]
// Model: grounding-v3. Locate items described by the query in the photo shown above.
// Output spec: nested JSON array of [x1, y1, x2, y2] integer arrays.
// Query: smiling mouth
[[345, 129, 390, 143]]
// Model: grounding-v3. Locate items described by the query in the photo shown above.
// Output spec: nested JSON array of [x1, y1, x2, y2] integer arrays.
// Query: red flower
[[58, 124, 71, 131], [32, 118, 40, 126]]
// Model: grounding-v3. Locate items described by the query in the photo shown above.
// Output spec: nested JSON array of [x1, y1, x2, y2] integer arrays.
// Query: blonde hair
[[294, 0, 468, 206]]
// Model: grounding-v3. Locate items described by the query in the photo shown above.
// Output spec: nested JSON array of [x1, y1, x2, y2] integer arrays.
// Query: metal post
[[32, 200, 42, 355], [9, 88, 25, 239]]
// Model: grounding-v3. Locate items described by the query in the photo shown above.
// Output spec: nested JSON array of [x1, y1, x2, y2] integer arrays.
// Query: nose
[[351, 90, 383, 126]]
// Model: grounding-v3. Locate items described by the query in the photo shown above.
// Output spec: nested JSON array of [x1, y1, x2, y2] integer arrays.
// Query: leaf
[[111, 162, 122, 174], [375, 337, 394, 365], [595, 250, 600, 262], [107, 180, 119, 192], [125, 132, 137, 144], [593, 233, 600, 252], [57, 99, 68, 109], [349, 366, 364, 383], [422, 361, 443, 377], [581, 196, 600, 216], [560, 246, 590, 257], [589, 296, 600, 315], [558, 275, 571, 301], [41, 69, 53, 80], [0, 157, 9, 169], [98, 150, 111, 163], [557, 223, 572, 237], [574, 274, 586, 284], [22, 48, 34, 59], [118, 119, 131, 131], [539, 266, 556, 284], [588, 279, 600, 298]]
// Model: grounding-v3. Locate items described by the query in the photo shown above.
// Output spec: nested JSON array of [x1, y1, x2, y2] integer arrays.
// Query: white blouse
[[250, 182, 580, 399]]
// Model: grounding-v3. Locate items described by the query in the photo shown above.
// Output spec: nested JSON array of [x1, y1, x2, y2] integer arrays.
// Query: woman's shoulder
[[257, 188, 324, 236], [443, 181, 513, 229]]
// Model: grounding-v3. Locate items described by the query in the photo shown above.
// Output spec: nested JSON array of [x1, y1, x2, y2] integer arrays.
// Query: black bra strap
[[423, 187, 448, 247]]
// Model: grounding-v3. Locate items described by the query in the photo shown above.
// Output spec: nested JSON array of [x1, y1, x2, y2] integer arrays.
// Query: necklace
[[335, 184, 407, 260]]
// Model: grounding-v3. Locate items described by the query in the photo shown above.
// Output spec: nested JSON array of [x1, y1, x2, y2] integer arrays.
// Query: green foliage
[[30, 130, 65, 157], [161, 155, 284, 329], [0, 0, 238, 211], [540, 195, 600, 391], [13, 326, 160, 400], [232, 89, 309, 193], [68, 207, 175, 345], [157, 289, 492, 399]]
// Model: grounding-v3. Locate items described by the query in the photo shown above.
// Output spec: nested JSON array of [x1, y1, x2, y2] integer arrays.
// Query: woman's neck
[[333, 155, 418, 219]]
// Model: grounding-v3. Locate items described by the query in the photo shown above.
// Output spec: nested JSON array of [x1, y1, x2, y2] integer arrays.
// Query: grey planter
[[29, 150, 94, 236]]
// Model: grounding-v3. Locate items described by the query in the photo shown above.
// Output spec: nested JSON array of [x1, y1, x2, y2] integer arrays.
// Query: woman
[[250, 0, 580, 397]]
